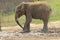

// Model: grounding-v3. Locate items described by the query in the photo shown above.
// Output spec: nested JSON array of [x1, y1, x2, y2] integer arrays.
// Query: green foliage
[[48, 1, 60, 21], [1, 0, 60, 27]]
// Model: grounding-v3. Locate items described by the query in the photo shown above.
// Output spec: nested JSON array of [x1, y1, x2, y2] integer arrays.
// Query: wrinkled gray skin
[[15, 2, 51, 33]]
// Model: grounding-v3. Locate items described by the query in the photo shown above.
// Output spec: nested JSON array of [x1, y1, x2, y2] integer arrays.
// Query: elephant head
[[15, 2, 26, 30]]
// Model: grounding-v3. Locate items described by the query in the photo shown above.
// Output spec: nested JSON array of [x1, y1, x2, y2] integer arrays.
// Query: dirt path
[[0, 20, 60, 40], [2, 20, 60, 32]]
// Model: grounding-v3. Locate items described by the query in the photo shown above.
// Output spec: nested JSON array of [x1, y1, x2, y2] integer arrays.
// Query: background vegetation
[[0, 0, 60, 27]]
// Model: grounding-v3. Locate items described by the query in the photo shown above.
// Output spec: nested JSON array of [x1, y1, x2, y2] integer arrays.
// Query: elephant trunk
[[15, 17, 24, 30]]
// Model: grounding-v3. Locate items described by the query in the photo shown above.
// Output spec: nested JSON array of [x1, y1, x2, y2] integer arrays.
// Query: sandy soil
[[0, 21, 60, 40]]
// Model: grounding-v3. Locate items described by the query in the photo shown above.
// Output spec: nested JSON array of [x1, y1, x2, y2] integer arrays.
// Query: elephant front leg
[[23, 16, 32, 32], [23, 22, 30, 32]]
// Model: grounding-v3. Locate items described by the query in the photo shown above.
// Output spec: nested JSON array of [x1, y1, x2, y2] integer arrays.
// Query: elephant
[[15, 1, 51, 33]]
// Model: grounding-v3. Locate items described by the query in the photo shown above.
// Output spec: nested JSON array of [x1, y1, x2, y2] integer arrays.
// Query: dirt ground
[[0, 21, 60, 40]]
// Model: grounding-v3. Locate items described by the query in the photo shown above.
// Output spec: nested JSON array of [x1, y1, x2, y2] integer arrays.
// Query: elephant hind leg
[[42, 19, 48, 33]]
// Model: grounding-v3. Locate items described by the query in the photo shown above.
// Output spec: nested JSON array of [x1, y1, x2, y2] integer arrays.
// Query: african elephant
[[15, 1, 51, 33]]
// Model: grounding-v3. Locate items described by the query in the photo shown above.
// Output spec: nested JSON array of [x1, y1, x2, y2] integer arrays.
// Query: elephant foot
[[20, 31, 30, 33], [42, 26, 48, 33], [23, 30, 30, 33], [22, 29, 30, 33], [42, 28, 48, 33]]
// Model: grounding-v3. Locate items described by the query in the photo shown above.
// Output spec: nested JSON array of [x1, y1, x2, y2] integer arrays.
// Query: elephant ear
[[16, 2, 28, 11], [20, 4, 24, 10], [16, 3, 24, 11], [21, 2, 28, 10]]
